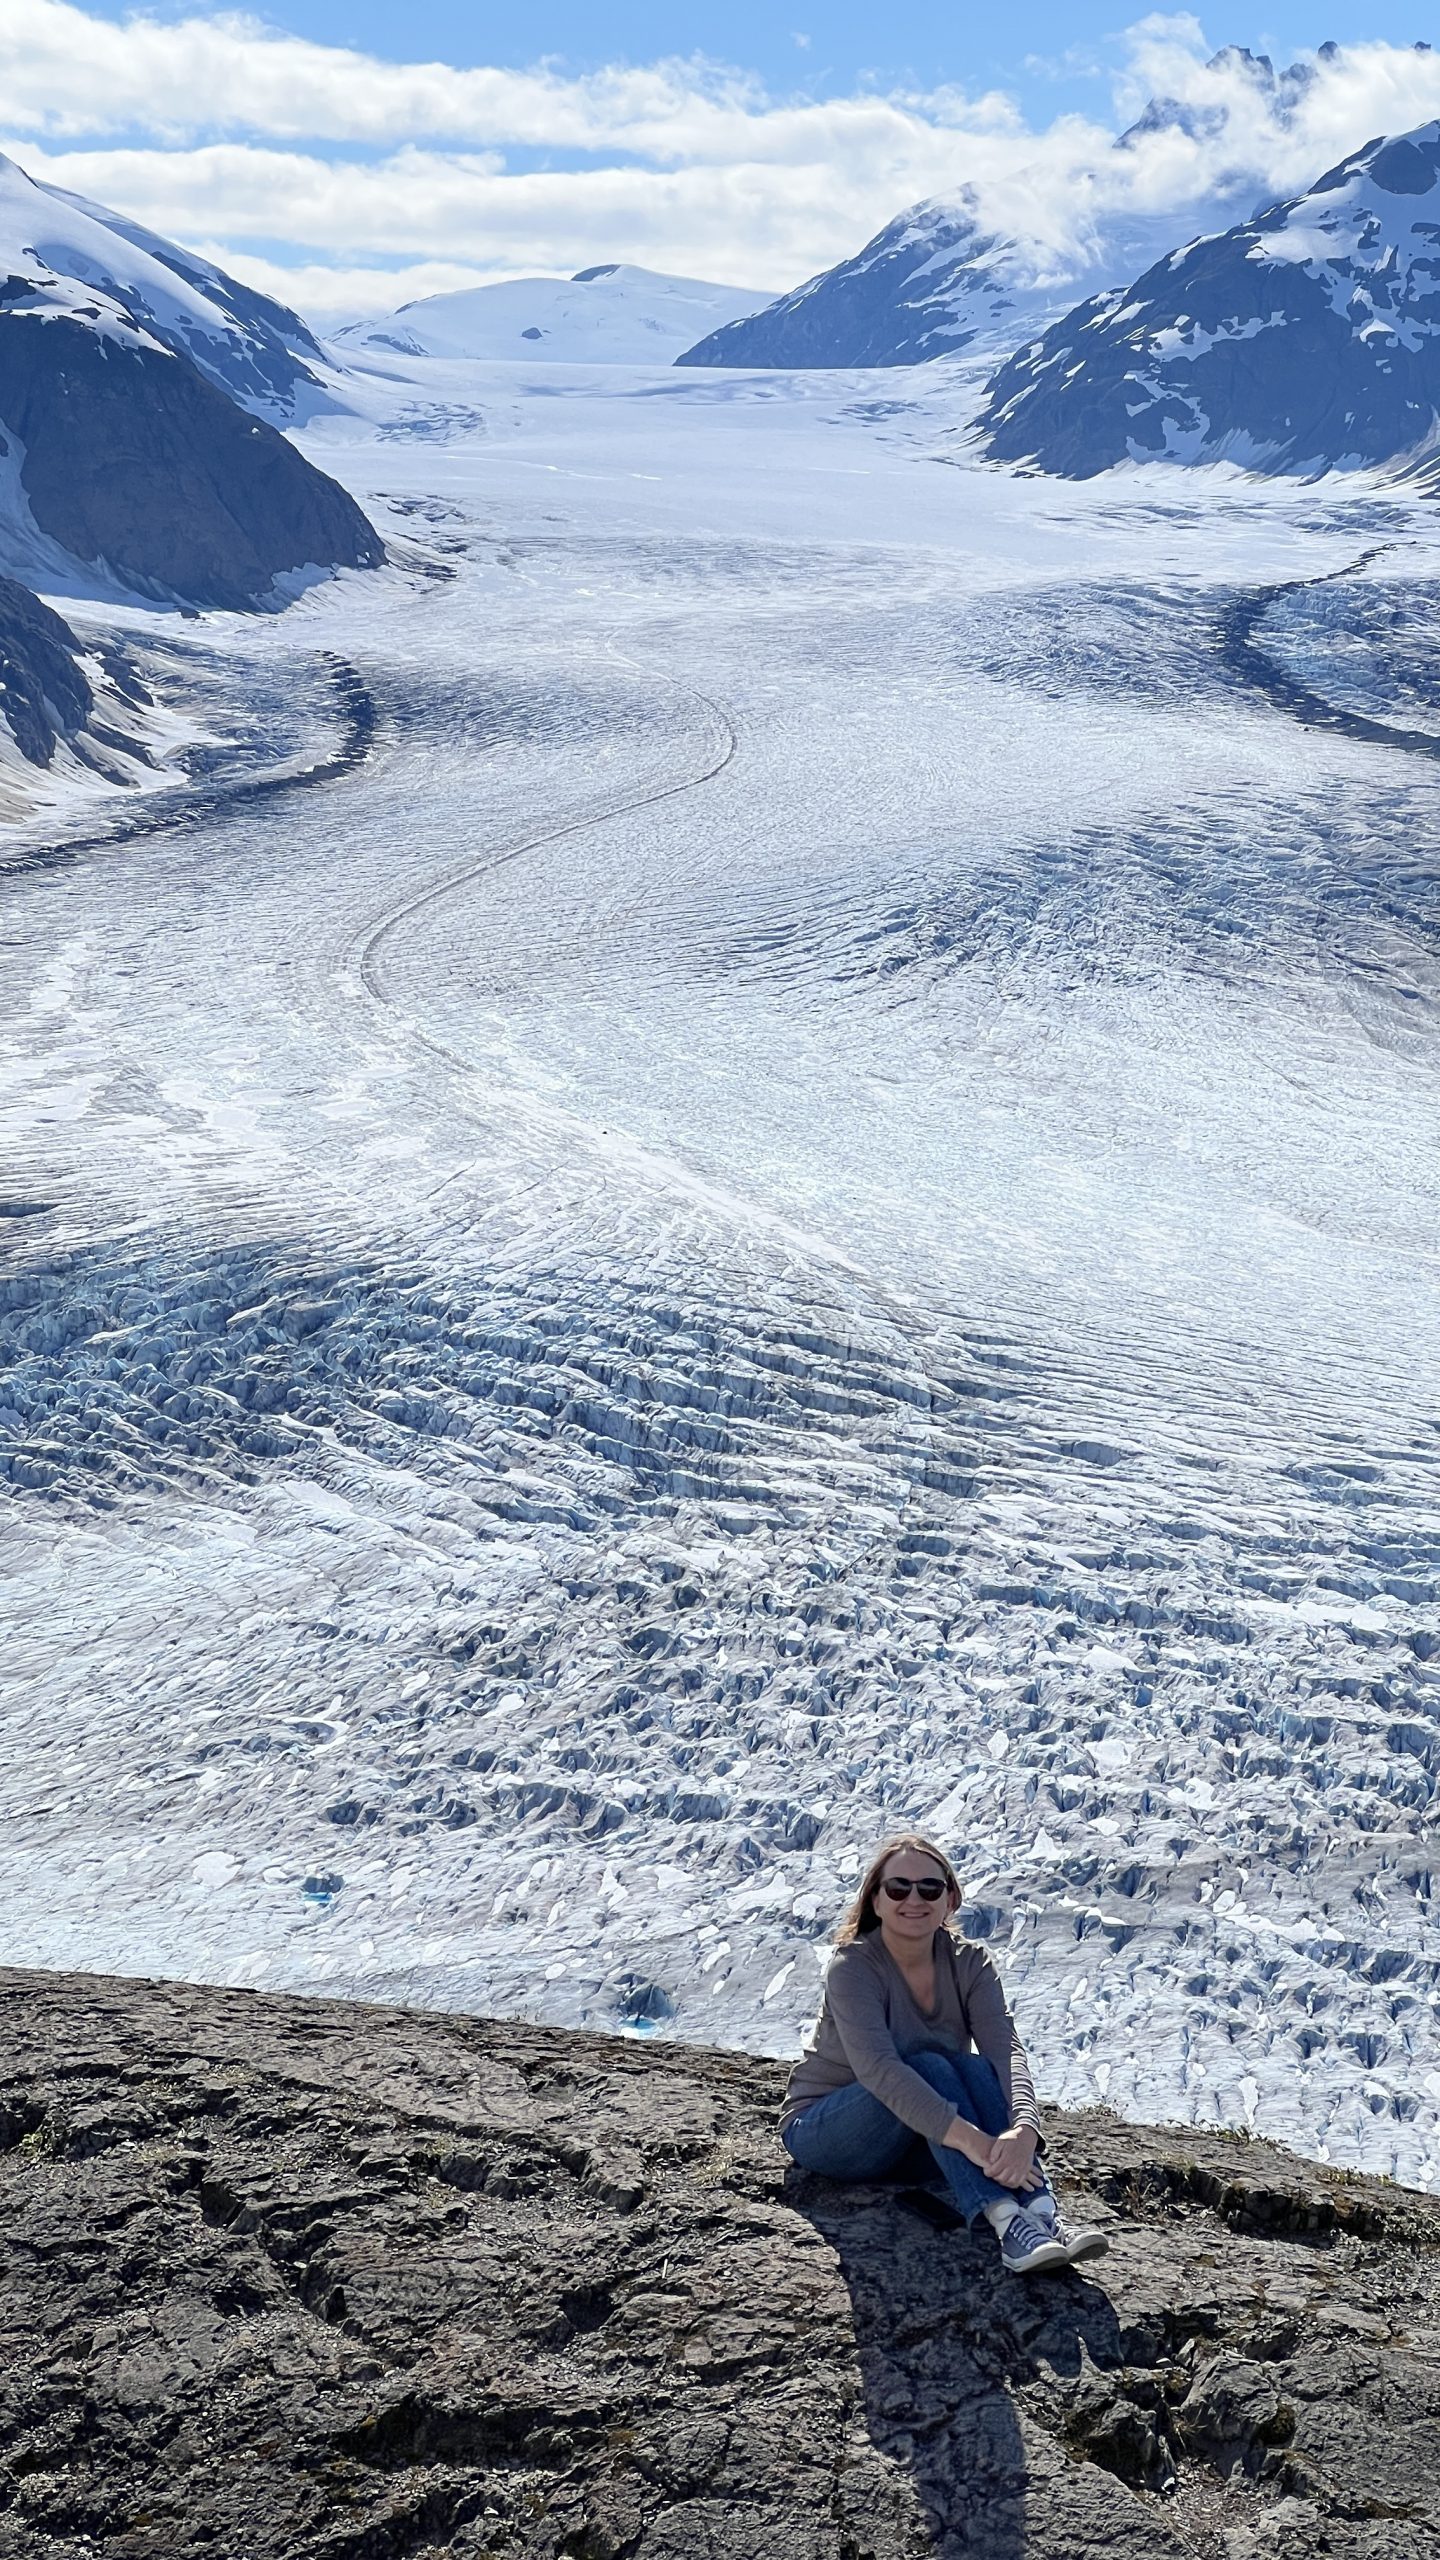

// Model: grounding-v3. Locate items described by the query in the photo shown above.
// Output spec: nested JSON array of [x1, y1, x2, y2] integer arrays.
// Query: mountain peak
[[333, 265, 770, 365], [0, 150, 323, 415], [678, 51, 1384, 375], [977, 113, 1440, 478]]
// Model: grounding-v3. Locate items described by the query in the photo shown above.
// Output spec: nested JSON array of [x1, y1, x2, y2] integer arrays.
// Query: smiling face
[[871, 1846, 957, 1954]]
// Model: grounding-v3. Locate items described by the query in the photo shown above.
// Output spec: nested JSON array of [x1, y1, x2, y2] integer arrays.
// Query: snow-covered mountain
[[674, 44, 1437, 375], [673, 193, 1248, 374], [0, 151, 324, 416], [977, 120, 1440, 478], [674, 195, 1034, 371], [0, 153, 382, 610], [334, 265, 771, 366], [672, 45, 1317, 376]]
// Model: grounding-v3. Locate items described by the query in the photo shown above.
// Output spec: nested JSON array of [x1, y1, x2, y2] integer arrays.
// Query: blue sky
[[69, 0, 1427, 113], [5, 5, 1437, 323]]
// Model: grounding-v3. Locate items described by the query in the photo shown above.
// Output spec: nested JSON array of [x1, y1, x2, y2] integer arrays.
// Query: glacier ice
[[2, 355, 1439, 2187]]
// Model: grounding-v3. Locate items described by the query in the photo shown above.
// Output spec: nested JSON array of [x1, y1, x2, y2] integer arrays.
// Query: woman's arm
[[940, 2114, 1021, 2170], [825, 1951, 960, 2144], [953, 1942, 1045, 2141]]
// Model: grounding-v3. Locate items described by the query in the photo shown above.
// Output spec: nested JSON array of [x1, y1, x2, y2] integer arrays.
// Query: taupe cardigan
[[780, 1928, 1044, 2148]]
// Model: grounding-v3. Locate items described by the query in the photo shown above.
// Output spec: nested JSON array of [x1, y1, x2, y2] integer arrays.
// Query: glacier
[[2, 350, 1439, 2188]]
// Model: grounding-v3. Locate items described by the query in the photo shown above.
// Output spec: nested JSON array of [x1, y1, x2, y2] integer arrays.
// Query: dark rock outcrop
[[0, 574, 99, 764], [1, 1966, 1437, 2559], [0, 295, 383, 610], [978, 117, 1440, 478], [0, 574, 158, 785]]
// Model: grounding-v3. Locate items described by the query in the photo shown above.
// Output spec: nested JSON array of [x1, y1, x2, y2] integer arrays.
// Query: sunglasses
[[880, 1877, 948, 1902]]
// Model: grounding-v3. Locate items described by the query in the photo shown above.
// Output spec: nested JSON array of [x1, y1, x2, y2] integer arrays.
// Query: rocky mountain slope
[[978, 120, 1440, 478], [335, 264, 770, 366], [0, 151, 382, 610], [674, 194, 1035, 370], [0, 279, 383, 610], [671, 192, 1250, 376], [0, 149, 325, 417], [1, 1967, 1437, 2560], [675, 169, 1297, 374], [0, 574, 157, 815]]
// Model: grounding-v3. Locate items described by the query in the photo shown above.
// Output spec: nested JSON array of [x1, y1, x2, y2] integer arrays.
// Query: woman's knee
[[786, 2086, 914, 2179], [908, 2048, 1008, 2122], [906, 2047, 968, 2096], [954, 2053, 1007, 2104]]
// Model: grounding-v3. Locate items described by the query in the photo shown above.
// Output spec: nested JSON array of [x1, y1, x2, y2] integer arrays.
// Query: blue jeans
[[782, 2048, 1051, 2228]]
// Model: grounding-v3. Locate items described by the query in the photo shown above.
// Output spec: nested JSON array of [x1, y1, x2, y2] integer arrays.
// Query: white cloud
[[184, 247, 541, 329], [1112, 18, 1440, 194], [1023, 48, 1105, 83], [0, 0, 1020, 159], [5, 9, 1440, 312], [8, 134, 1017, 288]]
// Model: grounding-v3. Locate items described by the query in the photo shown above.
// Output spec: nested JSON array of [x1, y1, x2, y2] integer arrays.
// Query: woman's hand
[[983, 2125, 1040, 2191], [940, 2115, 1002, 2170]]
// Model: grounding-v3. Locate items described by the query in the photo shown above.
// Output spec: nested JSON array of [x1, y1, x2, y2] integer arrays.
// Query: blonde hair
[[835, 1833, 961, 1944]]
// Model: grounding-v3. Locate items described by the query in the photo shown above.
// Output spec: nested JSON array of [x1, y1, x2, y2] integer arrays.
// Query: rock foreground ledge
[[1, 1971, 1437, 2560]]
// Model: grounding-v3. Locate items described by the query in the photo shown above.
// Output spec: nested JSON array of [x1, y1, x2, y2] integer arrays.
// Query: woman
[[781, 1833, 1106, 2275]]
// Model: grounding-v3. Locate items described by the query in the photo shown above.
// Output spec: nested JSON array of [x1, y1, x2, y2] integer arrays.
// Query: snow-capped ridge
[[675, 42, 1440, 376], [0, 150, 324, 417], [671, 57, 1295, 377], [977, 115, 1440, 478], [674, 195, 1038, 373], [333, 265, 771, 367], [672, 181, 1259, 375], [0, 150, 383, 611]]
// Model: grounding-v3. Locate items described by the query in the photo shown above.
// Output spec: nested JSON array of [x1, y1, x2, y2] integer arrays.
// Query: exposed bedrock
[[0, 574, 92, 761], [0, 573, 156, 776], [0, 1968, 1437, 2560], [0, 305, 384, 609]]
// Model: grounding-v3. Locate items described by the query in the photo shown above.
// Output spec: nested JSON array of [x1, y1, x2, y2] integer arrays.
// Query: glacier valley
[[3, 355, 1439, 2186]]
